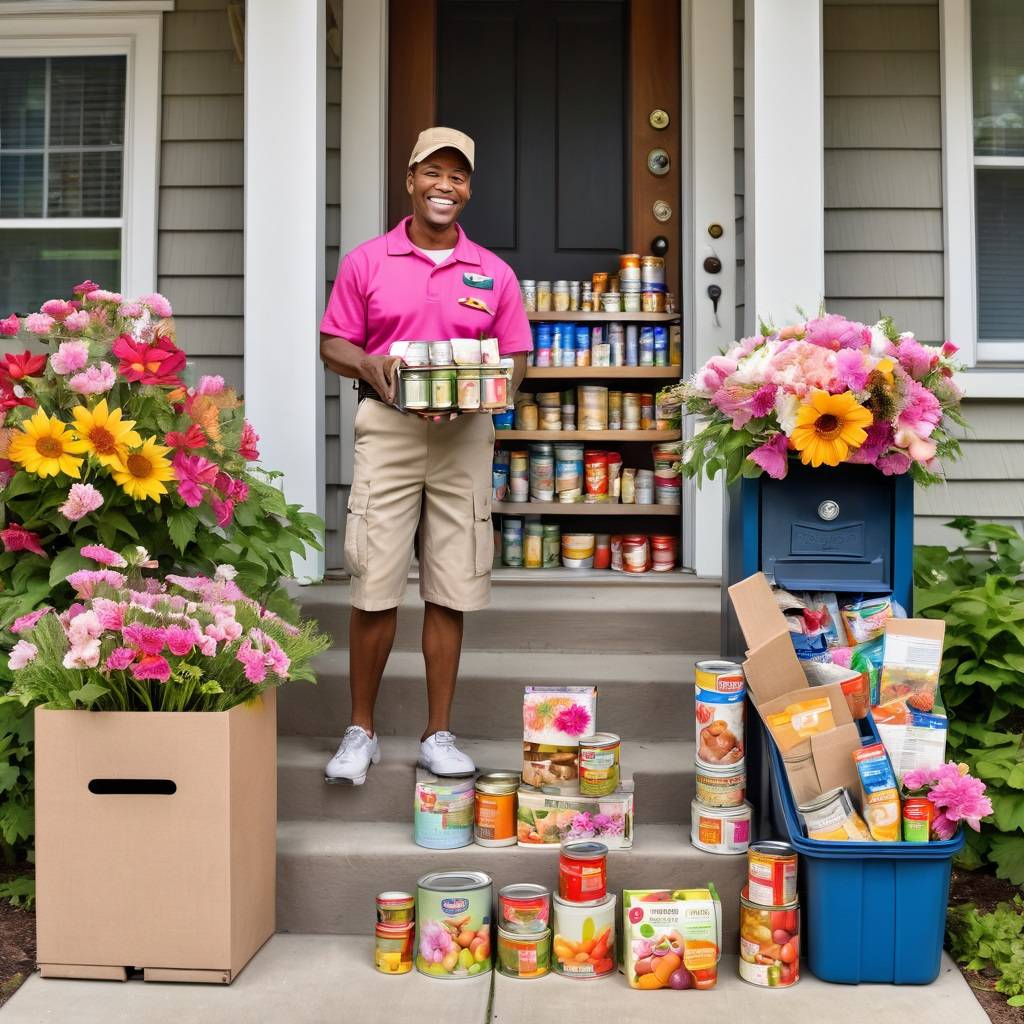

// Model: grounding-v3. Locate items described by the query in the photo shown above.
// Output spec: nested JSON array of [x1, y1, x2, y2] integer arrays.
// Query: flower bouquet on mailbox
[[522, 686, 597, 792], [658, 313, 965, 484]]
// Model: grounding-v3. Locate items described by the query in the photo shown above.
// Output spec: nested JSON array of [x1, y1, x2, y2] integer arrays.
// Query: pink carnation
[[834, 348, 870, 392], [66, 568, 126, 599], [749, 383, 777, 418], [712, 386, 757, 429], [81, 544, 127, 568], [172, 452, 219, 508], [118, 302, 144, 318], [63, 309, 91, 332], [748, 433, 790, 479], [553, 703, 591, 737], [72, 280, 100, 295], [876, 450, 912, 476], [24, 313, 54, 335], [11, 607, 51, 634], [894, 336, 937, 379], [898, 380, 942, 438], [239, 420, 260, 461], [165, 623, 198, 656], [210, 495, 235, 528], [67, 610, 103, 646], [195, 375, 225, 396], [941, 340, 959, 358], [59, 483, 104, 521], [0, 314, 20, 336], [85, 289, 123, 303], [105, 647, 137, 671], [0, 524, 46, 558], [131, 654, 171, 682], [68, 361, 116, 395], [92, 597, 125, 631], [8, 639, 38, 670], [694, 355, 737, 394], [847, 421, 894, 466], [139, 293, 173, 318], [40, 299, 75, 320], [804, 314, 870, 351], [50, 340, 90, 375], [122, 622, 167, 655]]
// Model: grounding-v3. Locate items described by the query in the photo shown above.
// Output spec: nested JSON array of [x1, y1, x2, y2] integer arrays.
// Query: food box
[[622, 887, 722, 990], [878, 618, 946, 709], [522, 686, 598, 792], [516, 784, 633, 850]]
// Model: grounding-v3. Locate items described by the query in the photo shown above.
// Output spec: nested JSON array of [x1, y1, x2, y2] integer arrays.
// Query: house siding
[[158, 0, 244, 392], [734, 0, 744, 332]]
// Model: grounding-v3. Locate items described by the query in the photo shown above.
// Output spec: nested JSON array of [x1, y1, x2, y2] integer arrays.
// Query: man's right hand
[[359, 354, 404, 403]]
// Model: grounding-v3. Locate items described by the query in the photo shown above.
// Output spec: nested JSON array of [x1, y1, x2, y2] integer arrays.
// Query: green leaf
[[990, 835, 1024, 886], [67, 682, 109, 707], [47, 546, 92, 587], [2, 472, 40, 501], [167, 508, 198, 554]]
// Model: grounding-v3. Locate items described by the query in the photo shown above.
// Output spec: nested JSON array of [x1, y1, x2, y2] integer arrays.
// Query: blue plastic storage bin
[[768, 724, 963, 985]]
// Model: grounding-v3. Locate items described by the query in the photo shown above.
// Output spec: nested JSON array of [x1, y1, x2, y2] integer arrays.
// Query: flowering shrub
[[0, 282, 322, 633], [663, 313, 965, 484], [6, 557, 329, 713]]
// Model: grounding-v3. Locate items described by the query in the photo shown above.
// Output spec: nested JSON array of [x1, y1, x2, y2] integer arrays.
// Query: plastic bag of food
[[840, 595, 893, 646], [850, 637, 884, 706]]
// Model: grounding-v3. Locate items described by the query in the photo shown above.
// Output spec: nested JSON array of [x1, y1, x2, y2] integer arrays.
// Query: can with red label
[[739, 886, 800, 988], [747, 841, 798, 907], [903, 796, 934, 842], [558, 840, 608, 903]]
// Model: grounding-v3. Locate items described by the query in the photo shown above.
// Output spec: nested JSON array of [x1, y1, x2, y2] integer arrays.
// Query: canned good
[[520, 279, 537, 312], [497, 926, 551, 979], [559, 840, 608, 902], [401, 370, 431, 410], [694, 760, 747, 808], [404, 341, 431, 367], [641, 290, 666, 313], [430, 368, 455, 409], [542, 523, 561, 567], [798, 786, 872, 842], [376, 921, 414, 974], [480, 367, 509, 410], [622, 534, 650, 574], [524, 521, 543, 569], [593, 533, 611, 570], [695, 686, 745, 766], [416, 870, 493, 978], [376, 891, 415, 924], [474, 772, 519, 847], [499, 883, 551, 935], [562, 532, 595, 569], [502, 518, 524, 567], [903, 796, 934, 842], [747, 841, 798, 907], [456, 368, 480, 410], [739, 887, 800, 988], [552, 893, 616, 978], [578, 733, 621, 797], [413, 778, 475, 849], [537, 281, 552, 312], [691, 799, 752, 854], [429, 340, 453, 365], [650, 534, 677, 572], [695, 660, 745, 693], [640, 255, 665, 286], [584, 450, 609, 498]]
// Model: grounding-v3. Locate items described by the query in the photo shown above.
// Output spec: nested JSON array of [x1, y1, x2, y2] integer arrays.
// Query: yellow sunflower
[[70, 400, 142, 469], [8, 409, 87, 478], [791, 390, 874, 468], [110, 436, 175, 502]]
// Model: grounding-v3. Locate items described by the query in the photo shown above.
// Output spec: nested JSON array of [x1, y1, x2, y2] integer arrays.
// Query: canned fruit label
[[698, 816, 723, 846], [416, 885, 492, 978], [497, 933, 550, 979], [695, 689, 744, 766], [414, 783, 474, 849], [475, 792, 515, 843], [578, 744, 620, 797], [695, 663, 745, 693], [748, 850, 797, 907], [739, 902, 799, 987], [500, 895, 550, 934], [552, 899, 616, 978], [694, 765, 746, 807], [375, 930, 414, 975]]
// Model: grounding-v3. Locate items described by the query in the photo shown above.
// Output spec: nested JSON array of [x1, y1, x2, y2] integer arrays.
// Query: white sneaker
[[324, 726, 380, 785], [418, 731, 476, 777]]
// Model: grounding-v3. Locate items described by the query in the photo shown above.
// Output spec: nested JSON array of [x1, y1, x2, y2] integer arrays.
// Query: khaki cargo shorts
[[344, 399, 495, 612]]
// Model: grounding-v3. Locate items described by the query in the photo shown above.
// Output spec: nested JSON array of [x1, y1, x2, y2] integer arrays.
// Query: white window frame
[[942, 0, 1024, 398], [0, 3, 171, 302]]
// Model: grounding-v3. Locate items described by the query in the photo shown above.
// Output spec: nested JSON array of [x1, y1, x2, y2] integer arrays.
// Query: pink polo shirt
[[321, 217, 532, 357]]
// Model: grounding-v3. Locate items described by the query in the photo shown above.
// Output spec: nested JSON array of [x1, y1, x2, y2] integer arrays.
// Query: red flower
[[1, 351, 47, 380], [0, 372, 36, 413], [0, 524, 46, 558], [164, 423, 207, 452], [72, 280, 100, 295], [111, 334, 187, 386], [0, 314, 19, 337], [239, 419, 260, 460]]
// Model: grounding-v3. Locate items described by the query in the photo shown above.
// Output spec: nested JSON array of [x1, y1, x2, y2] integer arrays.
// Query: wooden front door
[[388, 0, 681, 294]]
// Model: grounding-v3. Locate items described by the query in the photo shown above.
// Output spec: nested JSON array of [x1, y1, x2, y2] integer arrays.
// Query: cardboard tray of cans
[[395, 362, 513, 414]]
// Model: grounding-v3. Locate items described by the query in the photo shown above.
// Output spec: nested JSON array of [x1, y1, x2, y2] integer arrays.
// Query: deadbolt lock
[[652, 200, 672, 223], [647, 148, 670, 176], [649, 108, 670, 130]]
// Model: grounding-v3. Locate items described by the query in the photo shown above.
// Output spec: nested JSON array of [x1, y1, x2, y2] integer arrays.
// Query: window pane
[[973, 0, 1024, 156], [49, 56, 126, 148], [0, 58, 45, 149], [0, 154, 43, 217], [976, 169, 1024, 341], [0, 229, 120, 315], [48, 150, 122, 217]]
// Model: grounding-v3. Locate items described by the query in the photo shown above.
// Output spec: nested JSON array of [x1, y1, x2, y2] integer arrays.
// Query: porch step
[[278, 650, 705, 740], [277, 735, 697, 825], [275, 819, 747, 948], [292, 577, 721, 655]]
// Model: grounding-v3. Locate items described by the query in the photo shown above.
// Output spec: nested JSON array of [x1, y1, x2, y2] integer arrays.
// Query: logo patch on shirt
[[463, 272, 494, 290], [458, 296, 495, 315]]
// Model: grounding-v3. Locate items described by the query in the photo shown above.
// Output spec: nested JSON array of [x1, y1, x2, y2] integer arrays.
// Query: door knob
[[650, 236, 669, 257], [703, 255, 722, 274]]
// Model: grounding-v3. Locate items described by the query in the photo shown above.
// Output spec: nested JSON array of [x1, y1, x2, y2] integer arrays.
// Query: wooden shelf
[[496, 429, 680, 442], [527, 312, 679, 322], [525, 366, 681, 380], [494, 502, 680, 517]]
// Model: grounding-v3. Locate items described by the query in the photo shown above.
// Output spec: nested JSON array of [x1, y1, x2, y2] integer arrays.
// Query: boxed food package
[[516, 784, 633, 850], [522, 686, 598, 792], [878, 618, 946, 709], [623, 887, 722, 990], [853, 743, 901, 842], [728, 573, 863, 805], [873, 702, 948, 782]]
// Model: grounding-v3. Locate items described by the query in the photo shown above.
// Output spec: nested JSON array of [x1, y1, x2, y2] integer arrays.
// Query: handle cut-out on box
[[88, 779, 177, 795]]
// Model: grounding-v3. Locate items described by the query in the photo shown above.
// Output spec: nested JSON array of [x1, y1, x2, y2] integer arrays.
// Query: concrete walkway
[[2, 936, 989, 1024]]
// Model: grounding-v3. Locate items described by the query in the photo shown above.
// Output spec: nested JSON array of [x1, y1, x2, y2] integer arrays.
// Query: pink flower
[[118, 302, 144, 318], [172, 452, 219, 508], [72, 280, 100, 295], [419, 920, 454, 963], [712, 386, 756, 429], [67, 610, 103, 647], [927, 771, 993, 832], [0, 314, 20, 336], [236, 644, 267, 683], [80, 544, 127, 568], [85, 289, 123, 303], [132, 654, 172, 682], [0, 460, 14, 489], [66, 568, 126, 599], [847, 421, 894, 466], [63, 638, 101, 669], [239, 420, 260, 461], [8, 640, 38, 670], [122, 622, 167, 655], [553, 703, 591, 737], [834, 348, 870, 392], [63, 309, 91, 332], [105, 647, 137, 671], [139, 293, 173, 318], [165, 623, 198, 656], [804, 314, 870, 351], [899, 380, 942, 438], [694, 356, 737, 394], [92, 597, 125, 631], [11, 607, 51, 634], [750, 383, 777, 418], [50, 340, 90, 375], [893, 426, 937, 464], [195, 375, 225, 396], [41, 299, 75, 320], [59, 483, 104, 521], [941, 340, 959, 358], [748, 433, 790, 479], [894, 336, 937, 379], [198, 634, 218, 657], [0, 524, 46, 558], [67, 361, 116, 395], [210, 495, 235, 527], [24, 313, 54, 335], [876, 450, 912, 476]]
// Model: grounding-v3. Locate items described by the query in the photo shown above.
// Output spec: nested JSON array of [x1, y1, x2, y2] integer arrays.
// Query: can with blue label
[[653, 326, 669, 366], [695, 685, 746, 768], [414, 778, 475, 850], [416, 870, 493, 979]]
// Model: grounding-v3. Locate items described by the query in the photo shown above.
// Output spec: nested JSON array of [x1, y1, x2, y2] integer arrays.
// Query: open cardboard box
[[728, 572, 863, 805], [34, 690, 276, 984]]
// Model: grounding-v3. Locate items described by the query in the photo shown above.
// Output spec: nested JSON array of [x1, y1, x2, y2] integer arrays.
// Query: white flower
[[215, 564, 238, 581], [869, 324, 891, 357], [731, 345, 775, 386], [774, 391, 800, 435]]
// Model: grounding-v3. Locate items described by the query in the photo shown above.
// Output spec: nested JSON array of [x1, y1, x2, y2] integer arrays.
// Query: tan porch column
[[744, 0, 825, 332], [244, 0, 327, 581]]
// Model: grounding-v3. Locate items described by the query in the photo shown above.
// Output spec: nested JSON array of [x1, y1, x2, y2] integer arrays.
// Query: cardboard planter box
[[35, 691, 276, 984]]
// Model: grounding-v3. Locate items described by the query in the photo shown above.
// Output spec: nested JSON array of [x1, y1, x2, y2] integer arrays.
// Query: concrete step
[[278, 736, 698, 826], [275, 819, 749, 948], [292, 577, 721, 655], [277, 650, 707, 740]]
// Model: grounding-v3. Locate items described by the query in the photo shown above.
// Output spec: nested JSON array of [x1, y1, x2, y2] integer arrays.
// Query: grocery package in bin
[[522, 686, 597, 792], [516, 784, 633, 849]]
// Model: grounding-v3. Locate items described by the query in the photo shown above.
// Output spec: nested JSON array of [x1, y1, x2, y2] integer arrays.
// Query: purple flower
[[876, 450, 912, 476], [750, 383, 777, 418], [804, 314, 871, 351], [834, 348, 870, 391]]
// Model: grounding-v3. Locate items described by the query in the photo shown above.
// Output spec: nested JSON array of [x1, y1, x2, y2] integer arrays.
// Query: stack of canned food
[[503, 388, 677, 433], [552, 840, 617, 979], [690, 660, 753, 856], [413, 771, 521, 851], [528, 321, 678, 368], [520, 255, 674, 315], [499, 520, 678, 573], [739, 843, 801, 988]]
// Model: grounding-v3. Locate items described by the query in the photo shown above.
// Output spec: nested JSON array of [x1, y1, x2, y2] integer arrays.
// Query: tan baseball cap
[[408, 126, 475, 171]]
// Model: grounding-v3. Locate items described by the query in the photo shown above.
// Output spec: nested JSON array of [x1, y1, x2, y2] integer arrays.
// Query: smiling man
[[318, 127, 531, 785]]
